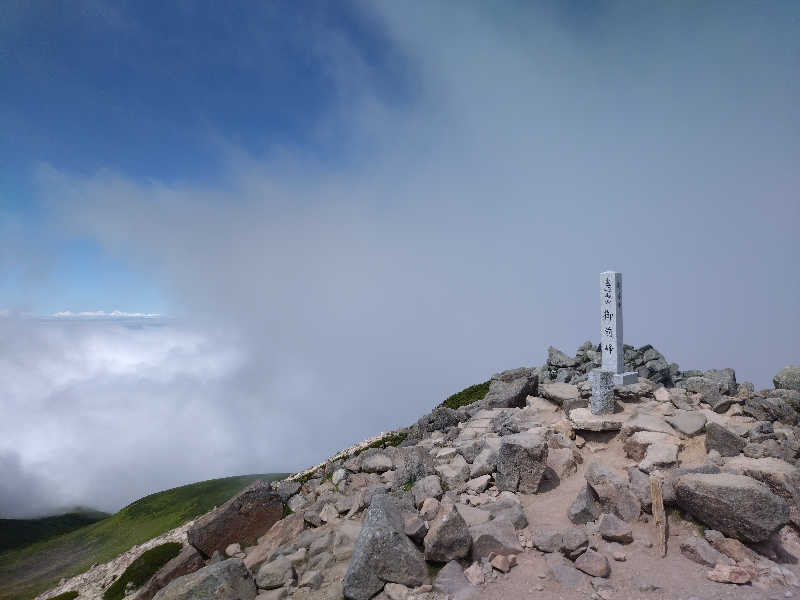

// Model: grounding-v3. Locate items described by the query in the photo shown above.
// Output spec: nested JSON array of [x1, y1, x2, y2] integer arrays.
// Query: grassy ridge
[[0, 474, 288, 600], [441, 380, 490, 409], [0, 510, 110, 553]]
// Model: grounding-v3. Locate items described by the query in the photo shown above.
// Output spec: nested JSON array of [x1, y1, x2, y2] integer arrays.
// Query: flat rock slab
[[680, 535, 733, 568], [621, 413, 677, 438], [665, 410, 707, 436], [540, 383, 584, 411], [569, 408, 625, 431], [624, 431, 681, 462], [639, 443, 679, 473]]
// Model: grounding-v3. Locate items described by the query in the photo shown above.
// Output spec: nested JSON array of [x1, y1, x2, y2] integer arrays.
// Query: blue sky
[[1, 1, 799, 515], [1, 0, 409, 314]]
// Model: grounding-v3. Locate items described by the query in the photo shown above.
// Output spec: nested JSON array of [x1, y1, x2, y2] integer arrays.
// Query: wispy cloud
[[50, 310, 161, 319]]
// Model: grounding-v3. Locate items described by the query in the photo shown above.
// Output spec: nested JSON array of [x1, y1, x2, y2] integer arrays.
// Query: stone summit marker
[[589, 271, 638, 414]]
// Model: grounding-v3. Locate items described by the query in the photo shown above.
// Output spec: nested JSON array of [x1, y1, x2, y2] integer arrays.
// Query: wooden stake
[[650, 476, 667, 557]]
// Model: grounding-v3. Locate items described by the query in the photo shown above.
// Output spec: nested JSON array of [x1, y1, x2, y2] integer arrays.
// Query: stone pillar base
[[589, 369, 639, 414], [589, 369, 615, 415], [613, 371, 639, 385]]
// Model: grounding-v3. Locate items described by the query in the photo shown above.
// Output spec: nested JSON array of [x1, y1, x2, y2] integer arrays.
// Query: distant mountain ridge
[[0, 510, 111, 553], [0, 473, 288, 600]]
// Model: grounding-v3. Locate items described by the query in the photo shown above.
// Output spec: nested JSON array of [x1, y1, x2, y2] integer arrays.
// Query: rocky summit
[[37, 348, 800, 600]]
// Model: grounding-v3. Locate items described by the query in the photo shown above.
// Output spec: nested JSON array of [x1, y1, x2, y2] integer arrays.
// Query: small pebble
[[612, 551, 626, 562]]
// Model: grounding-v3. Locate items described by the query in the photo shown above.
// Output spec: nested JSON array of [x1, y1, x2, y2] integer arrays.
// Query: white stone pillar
[[600, 271, 624, 373], [590, 270, 637, 414]]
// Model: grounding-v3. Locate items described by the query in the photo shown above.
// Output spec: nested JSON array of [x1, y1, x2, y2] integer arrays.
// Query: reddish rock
[[188, 480, 283, 557], [706, 564, 752, 584]]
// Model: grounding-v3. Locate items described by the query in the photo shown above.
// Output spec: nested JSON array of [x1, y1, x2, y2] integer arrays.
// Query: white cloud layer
[[4, 2, 799, 516]]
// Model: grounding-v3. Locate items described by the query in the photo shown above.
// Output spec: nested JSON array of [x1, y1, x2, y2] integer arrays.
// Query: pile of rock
[[538, 342, 748, 389], [39, 361, 800, 600]]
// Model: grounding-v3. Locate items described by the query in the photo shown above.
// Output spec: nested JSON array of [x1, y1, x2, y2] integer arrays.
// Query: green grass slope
[[0, 510, 111, 554], [0, 473, 288, 600]]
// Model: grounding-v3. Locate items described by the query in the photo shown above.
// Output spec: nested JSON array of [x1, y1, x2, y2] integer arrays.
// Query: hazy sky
[[1, 1, 798, 517]]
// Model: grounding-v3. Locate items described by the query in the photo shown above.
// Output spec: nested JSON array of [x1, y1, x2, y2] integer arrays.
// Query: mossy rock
[[441, 381, 490, 410], [102, 542, 182, 600]]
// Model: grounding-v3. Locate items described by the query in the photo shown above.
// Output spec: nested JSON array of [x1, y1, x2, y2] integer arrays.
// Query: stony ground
[[33, 349, 800, 600]]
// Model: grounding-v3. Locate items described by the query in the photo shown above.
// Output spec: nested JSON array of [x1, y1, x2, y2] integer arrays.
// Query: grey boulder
[[584, 462, 640, 522], [495, 429, 549, 493], [433, 561, 480, 600], [423, 500, 471, 562], [470, 518, 522, 559], [774, 366, 800, 392], [342, 494, 427, 600], [411, 475, 443, 508], [675, 473, 790, 543], [705, 422, 746, 457], [704, 368, 738, 396], [744, 396, 797, 425], [152, 558, 256, 600], [568, 484, 601, 524]]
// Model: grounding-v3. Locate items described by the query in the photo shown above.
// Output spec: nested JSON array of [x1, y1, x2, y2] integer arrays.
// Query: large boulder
[[495, 429, 549, 493], [674, 473, 790, 543], [134, 546, 205, 600], [342, 494, 426, 600], [423, 500, 471, 562], [482, 368, 538, 409], [151, 558, 256, 600], [774, 366, 800, 392], [188, 481, 283, 557]]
